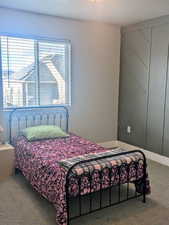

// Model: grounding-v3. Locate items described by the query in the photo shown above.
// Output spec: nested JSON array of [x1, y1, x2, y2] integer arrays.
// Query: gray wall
[[0, 7, 121, 143], [119, 15, 169, 157]]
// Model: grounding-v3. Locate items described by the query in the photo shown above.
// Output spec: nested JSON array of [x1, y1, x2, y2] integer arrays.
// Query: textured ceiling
[[1, 0, 169, 25]]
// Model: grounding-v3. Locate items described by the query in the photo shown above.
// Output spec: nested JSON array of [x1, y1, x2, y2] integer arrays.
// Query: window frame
[[0, 33, 72, 110]]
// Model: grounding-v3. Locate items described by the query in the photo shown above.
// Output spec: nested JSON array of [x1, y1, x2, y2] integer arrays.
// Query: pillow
[[22, 125, 69, 141]]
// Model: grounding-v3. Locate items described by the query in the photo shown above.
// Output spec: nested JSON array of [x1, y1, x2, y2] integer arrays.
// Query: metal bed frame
[[66, 150, 147, 224], [9, 106, 147, 225]]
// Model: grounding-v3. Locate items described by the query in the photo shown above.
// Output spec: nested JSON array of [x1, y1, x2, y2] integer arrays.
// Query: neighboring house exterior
[[3, 54, 65, 107]]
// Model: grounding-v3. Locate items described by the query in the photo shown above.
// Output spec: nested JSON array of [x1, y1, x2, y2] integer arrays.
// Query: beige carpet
[[0, 160, 169, 225]]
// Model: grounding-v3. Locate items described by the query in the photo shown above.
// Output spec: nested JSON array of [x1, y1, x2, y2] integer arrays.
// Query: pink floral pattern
[[14, 134, 150, 225]]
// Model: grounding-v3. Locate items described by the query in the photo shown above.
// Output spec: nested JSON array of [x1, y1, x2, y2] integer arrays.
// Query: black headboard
[[9, 106, 69, 143]]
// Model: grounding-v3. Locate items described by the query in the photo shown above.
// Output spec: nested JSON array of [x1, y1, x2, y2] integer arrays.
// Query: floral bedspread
[[14, 134, 150, 225]]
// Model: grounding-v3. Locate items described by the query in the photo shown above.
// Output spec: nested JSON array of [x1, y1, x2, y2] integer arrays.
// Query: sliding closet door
[[146, 25, 169, 154], [118, 29, 151, 147]]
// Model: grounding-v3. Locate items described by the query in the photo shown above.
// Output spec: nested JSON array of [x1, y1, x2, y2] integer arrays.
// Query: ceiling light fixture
[[89, 0, 104, 3], [89, 0, 99, 3]]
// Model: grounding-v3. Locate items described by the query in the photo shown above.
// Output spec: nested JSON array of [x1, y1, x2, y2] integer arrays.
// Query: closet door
[[118, 28, 151, 147], [146, 25, 169, 154]]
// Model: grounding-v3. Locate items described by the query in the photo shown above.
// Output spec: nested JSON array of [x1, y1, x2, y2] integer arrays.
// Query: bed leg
[[15, 168, 21, 174], [142, 178, 146, 203], [143, 192, 146, 203]]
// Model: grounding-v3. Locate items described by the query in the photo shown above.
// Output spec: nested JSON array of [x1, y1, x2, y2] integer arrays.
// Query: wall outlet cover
[[127, 126, 131, 134]]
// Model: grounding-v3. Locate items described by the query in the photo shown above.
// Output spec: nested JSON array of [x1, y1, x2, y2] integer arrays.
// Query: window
[[0, 36, 71, 108]]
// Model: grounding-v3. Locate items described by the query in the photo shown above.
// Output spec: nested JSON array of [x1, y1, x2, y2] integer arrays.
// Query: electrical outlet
[[127, 126, 131, 134]]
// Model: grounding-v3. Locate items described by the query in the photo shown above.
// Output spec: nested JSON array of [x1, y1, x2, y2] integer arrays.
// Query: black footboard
[[65, 150, 147, 225]]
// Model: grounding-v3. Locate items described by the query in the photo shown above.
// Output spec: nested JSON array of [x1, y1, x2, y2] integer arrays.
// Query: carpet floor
[[0, 160, 169, 225]]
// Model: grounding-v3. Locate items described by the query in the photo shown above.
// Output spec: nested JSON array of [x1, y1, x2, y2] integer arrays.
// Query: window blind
[[0, 36, 71, 108]]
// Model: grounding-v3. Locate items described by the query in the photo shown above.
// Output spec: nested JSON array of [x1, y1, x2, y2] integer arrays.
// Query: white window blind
[[0, 36, 71, 108]]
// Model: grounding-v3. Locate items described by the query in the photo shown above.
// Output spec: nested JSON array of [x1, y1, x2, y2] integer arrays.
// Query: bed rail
[[65, 149, 147, 225]]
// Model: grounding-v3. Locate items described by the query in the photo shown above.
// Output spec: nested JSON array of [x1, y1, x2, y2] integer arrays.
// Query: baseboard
[[141, 149, 169, 167], [98, 140, 169, 167]]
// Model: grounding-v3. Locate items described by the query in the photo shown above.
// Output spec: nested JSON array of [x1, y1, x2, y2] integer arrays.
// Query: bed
[[10, 106, 150, 225]]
